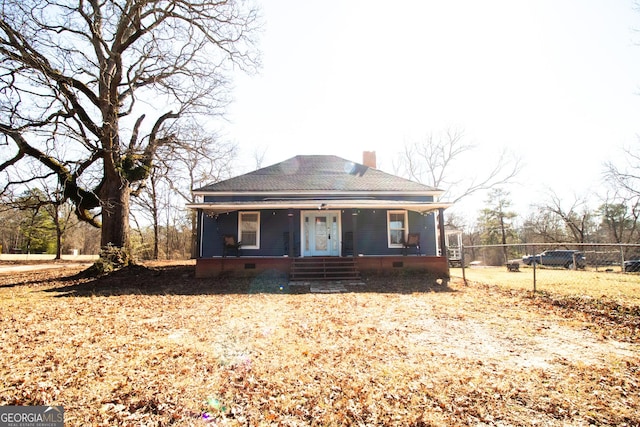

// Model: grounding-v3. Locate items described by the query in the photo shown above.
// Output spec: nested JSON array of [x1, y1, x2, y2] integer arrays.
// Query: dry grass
[[451, 266, 640, 305], [1, 263, 639, 426]]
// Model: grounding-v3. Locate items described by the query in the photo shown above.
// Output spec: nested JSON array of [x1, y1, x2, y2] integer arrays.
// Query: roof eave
[[192, 189, 446, 197], [186, 200, 453, 215]]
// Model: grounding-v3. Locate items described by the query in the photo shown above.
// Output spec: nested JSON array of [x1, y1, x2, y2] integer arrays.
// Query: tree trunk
[[99, 112, 131, 258], [100, 175, 131, 253], [153, 220, 159, 260], [54, 208, 62, 260], [151, 175, 159, 260]]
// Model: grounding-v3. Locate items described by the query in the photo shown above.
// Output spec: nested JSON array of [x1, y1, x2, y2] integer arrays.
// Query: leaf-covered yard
[[0, 263, 638, 426]]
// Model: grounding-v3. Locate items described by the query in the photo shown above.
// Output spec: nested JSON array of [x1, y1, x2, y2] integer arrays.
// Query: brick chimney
[[363, 151, 377, 169]]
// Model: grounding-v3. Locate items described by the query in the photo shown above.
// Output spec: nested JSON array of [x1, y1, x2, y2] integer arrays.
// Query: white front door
[[302, 211, 340, 256]]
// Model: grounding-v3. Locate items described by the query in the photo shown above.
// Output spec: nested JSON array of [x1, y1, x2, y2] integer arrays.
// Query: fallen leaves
[[0, 264, 639, 426]]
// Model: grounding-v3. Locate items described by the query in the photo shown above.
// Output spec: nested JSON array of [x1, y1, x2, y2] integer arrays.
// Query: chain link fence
[[452, 243, 640, 293]]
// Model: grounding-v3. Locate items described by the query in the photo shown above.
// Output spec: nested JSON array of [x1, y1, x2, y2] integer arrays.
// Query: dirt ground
[[1, 260, 638, 425]]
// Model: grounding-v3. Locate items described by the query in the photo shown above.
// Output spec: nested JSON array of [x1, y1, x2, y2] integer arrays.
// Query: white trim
[[187, 200, 453, 214], [387, 210, 408, 248], [238, 211, 260, 249]]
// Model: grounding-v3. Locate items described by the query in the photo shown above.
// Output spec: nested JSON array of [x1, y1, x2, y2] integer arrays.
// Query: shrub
[[91, 244, 131, 274]]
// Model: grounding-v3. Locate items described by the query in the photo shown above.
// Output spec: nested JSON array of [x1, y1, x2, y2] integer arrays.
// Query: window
[[239, 212, 260, 249], [387, 210, 407, 247]]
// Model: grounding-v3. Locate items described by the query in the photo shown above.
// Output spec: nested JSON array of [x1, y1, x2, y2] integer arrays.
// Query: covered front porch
[[190, 203, 451, 280]]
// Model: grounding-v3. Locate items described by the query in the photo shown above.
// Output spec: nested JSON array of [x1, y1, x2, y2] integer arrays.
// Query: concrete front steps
[[289, 257, 361, 282]]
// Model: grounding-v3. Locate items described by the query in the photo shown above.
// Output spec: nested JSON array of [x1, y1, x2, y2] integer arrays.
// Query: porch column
[[351, 210, 358, 258], [438, 208, 448, 262], [288, 209, 295, 257], [192, 209, 202, 259]]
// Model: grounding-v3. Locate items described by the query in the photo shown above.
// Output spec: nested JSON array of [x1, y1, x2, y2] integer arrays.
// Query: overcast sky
[[219, 1, 640, 219]]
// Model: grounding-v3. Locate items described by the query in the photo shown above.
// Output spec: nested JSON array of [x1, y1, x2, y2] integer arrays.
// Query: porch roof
[[186, 199, 453, 215]]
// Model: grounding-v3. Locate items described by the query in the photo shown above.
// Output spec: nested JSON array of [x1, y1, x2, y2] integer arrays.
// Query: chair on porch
[[402, 233, 421, 256], [222, 235, 242, 257]]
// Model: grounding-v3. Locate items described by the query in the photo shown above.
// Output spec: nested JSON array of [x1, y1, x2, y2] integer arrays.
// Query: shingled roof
[[194, 155, 442, 194]]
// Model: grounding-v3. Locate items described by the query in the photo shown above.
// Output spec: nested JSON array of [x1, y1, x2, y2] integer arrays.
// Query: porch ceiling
[[186, 199, 453, 215]]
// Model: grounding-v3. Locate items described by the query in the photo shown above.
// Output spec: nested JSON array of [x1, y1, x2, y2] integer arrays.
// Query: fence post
[[461, 245, 467, 286], [532, 245, 537, 294]]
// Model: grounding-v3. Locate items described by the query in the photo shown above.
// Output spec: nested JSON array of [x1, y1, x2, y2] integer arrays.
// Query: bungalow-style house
[[187, 152, 452, 280]]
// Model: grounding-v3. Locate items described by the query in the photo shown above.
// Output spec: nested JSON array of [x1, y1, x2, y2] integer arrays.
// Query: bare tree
[[604, 146, 640, 197], [131, 165, 166, 259], [131, 122, 236, 259], [0, 203, 22, 253], [596, 199, 640, 244], [394, 128, 521, 203], [154, 124, 237, 206], [252, 146, 267, 170], [539, 192, 596, 244], [0, 0, 259, 265], [521, 208, 568, 244], [601, 149, 640, 243], [63, 217, 101, 255]]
